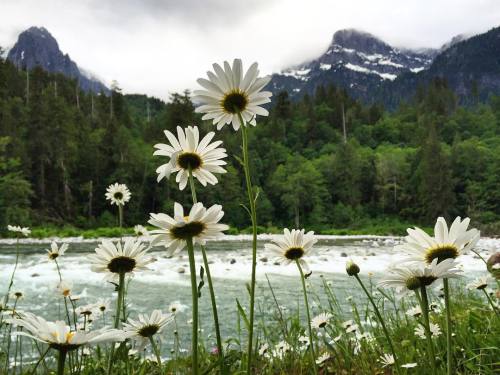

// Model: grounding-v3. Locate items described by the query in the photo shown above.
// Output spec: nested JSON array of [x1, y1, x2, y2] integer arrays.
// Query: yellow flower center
[[171, 221, 206, 240], [107, 256, 137, 274], [177, 152, 203, 171], [284, 247, 304, 260], [425, 245, 459, 264], [221, 90, 248, 114]]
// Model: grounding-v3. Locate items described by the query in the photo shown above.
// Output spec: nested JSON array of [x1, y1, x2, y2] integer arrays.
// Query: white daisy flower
[[406, 306, 422, 318], [12, 291, 24, 300], [316, 352, 330, 365], [56, 281, 73, 298], [46, 241, 68, 261], [8, 312, 126, 351], [379, 353, 395, 367], [397, 217, 479, 264], [76, 304, 97, 317], [264, 228, 317, 274], [341, 320, 354, 329], [415, 323, 442, 339], [153, 126, 227, 190], [401, 362, 418, 368], [149, 202, 229, 255], [193, 58, 272, 131], [96, 299, 111, 313], [122, 310, 173, 349], [7, 225, 31, 237], [168, 301, 186, 314], [311, 312, 333, 329], [89, 238, 154, 281], [466, 276, 490, 290], [346, 324, 359, 333], [258, 343, 269, 356], [378, 258, 461, 296], [105, 183, 131, 206], [273, 340, 291, 359], [134, 225, 148, 237]]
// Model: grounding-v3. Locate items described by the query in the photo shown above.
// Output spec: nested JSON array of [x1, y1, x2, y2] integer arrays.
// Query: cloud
[[0, 0, 499, 100]]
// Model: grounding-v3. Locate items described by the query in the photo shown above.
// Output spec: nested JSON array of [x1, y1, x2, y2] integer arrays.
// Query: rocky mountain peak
[[7, 26, 108, 94], [330, 29, 392, 55]]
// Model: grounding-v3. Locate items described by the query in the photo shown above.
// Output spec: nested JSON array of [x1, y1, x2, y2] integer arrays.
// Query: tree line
[[1, 53, 499, 234]]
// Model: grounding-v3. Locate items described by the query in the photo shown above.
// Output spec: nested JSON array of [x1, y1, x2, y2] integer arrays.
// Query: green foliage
[[1, 57, 500, 236]]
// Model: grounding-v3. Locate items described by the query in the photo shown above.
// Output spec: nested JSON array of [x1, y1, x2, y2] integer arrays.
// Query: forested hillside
[[1, 52, 500, 235]]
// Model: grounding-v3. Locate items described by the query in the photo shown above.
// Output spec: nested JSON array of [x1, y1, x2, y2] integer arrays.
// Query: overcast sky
[[1, 0, 499, 100]]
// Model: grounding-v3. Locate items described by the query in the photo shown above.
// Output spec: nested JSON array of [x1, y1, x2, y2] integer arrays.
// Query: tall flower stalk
[[417, 286, 437, 375], [186, 237, 199, 374], [443, 278, 453, 375], [239, 113, 259, 372], [347, 260, 399, 372], [149, 202, 228, 375], [193, 59, 272, 373], [187, 169, 224, 372], [296, 260, 317, 374]]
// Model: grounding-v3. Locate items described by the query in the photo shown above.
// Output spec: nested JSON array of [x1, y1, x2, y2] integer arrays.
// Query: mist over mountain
[[270, 27, 499, 107], [6, 27, 108, 94]]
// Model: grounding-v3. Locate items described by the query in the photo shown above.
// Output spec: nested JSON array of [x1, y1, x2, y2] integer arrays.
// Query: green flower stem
[[443, 278, 453, 375], [118, 204, 123, 229], [4, 237, 20, 308], [57, 350, 67, 375], [238, 113, 258, 374], [482, 289, 499, 315], [187, 169, 225, 373], [107, 272, 125, 375], [114, 272, 125, 329], [149, 336, 162, 366], [296, 260, 317, 375], [354, 275, 399, 372], [186, 237, 199, 375], [418, 286, 437, 375]]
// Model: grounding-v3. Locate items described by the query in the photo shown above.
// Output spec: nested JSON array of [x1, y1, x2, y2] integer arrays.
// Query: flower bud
[[346, 260, 360, 276]]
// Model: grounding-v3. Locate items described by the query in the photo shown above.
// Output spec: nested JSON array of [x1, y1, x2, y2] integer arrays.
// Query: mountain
[[7, 27, 108, 94], [269, 27, 500, 107], [270, 29, 435, 103]]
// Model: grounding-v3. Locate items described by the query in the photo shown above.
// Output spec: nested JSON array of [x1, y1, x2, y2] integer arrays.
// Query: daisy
[[298, 335, 309, 350], [12, 291, 24, 300], [56, 281, 73, 298], [7, 225, 31, 237], [89, 238, 154, 280], [467, 276, 490, 290], [168, 301, 186, 314], [193, 59, 272, 131], [341, 320, 354, 329], [316, 352, 330, 365], [273, 340, 291, 359], [406, 306, 422, 318], [105, 183, 131, 206], [76, 304, 96, 317], [311, 312, 333, 329], [415, 323, 442, 339], [46, 241, 68, 261], [264, 228, 317, 274], [258, 343, 269, 356], [8, 312, 126, 351], [122, 310, 173, 349], [96, 299, 111, 313], [153, 126, 227, 189], [134, 225, 148, 237], [149, 202, 228, 255], [379, 353, 395, 367], [397, 217, 479, 264], [378, 258, 461, 296], [346, 259, 360, 276], [346, 324, 359, 333]]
